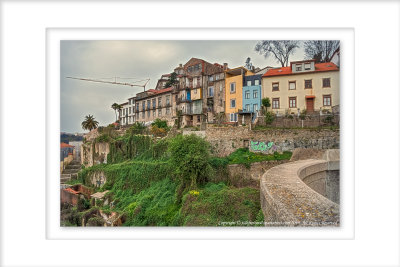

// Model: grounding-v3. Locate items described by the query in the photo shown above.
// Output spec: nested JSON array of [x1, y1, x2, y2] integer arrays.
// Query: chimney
[[223, 63, 228, 70]]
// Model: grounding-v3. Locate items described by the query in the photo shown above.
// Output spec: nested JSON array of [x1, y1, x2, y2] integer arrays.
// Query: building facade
[[225, 67, 254, 122], [118, 102, 129, 126], [261, 60, 340, 115], [134, 87, 175, 126], [242, 74, 262, 121]]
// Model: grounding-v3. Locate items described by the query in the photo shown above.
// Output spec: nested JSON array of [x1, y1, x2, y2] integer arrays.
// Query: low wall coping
[[260, 159, 340, 226]]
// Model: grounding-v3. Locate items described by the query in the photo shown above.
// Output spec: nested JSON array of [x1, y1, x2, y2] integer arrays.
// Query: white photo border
[[1, 1, 399, 267]]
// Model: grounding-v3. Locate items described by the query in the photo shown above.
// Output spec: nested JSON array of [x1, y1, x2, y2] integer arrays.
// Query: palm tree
[[111, 103, 119, 122], [81, 114, 99, 131]]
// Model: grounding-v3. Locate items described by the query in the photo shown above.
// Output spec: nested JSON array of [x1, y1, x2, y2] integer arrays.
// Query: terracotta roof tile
[[60, 142, 74, 148], [263, 62, 339, 77]]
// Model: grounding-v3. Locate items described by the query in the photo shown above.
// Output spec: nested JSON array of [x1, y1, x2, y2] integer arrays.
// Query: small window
[[253, 104, 258, 112], [272, 82, 279, 91], [153, 110, 156, 117], [323, 95, 332, 106], [197, 115, 201, 122], [304, 63, 311, 70], [289, 81, 296, 90], [245, 91, 250, 99], [323, 78, 331, 88], [255, 79, 260, 86], [230, 113, 238, 122], [253, 90, 258, 98], [305, 79, 312, 89], [289, 97, 297, 108], [158, 109, 162, 116], [209, 76, 214, 82], [230, 99, 236, 108], [208, 87, 214, 97], [245, 104, 250, 111], [296, 64, 302, 71], [247, 81, 252, 86], [230, 82, 236, 93], [272, 98, 280, 109]]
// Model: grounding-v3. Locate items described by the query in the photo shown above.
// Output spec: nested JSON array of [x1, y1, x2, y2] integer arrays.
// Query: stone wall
[[205, 126, 339, 157], [81, 142, 110, 167], [260, 150, 340, 227], [227, 160, 289, 185]]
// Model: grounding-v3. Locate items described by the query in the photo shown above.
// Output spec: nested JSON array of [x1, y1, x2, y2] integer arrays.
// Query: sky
[[61, 40, 307, 133]]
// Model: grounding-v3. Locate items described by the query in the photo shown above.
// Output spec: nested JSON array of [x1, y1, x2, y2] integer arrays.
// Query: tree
[[262, 97, 271, 112], [164, 72, 178, 88], [81, 115, 99, 131], [255, 41, 300, 67], [111, 103, 120, 122], [303, 40, 340, 63], [168, 134, 211, 191]]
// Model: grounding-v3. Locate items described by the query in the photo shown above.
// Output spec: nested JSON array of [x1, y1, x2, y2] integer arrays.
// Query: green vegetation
[[264, 111, 276, 125], [67, 133, 270, 227], [210, 148, 292, 168]]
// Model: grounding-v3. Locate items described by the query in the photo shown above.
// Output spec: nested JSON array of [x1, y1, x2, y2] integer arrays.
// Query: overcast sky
[[61, 40, 307, 133]]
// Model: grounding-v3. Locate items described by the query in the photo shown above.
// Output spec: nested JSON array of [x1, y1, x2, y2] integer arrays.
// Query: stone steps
[[63, 168, 80, 174]]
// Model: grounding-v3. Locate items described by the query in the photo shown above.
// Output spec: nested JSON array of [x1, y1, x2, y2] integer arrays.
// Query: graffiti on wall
[[250, 141, 277, 153]]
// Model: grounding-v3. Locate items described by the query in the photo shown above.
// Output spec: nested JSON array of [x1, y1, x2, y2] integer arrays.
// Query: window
[[253, 90, 258, 98], [147, 110, 150, 118], [147, 100, 150, 109], [323, 95, 332, 106], [153, 110, 156, 117], [230, 99, 236, 108], [166, 96, 170, 105], [253, 104, 258, 113], [166, 107, 170, 115], [289, 97, 297, 108], [305, 79, 312, 89], [152, 99, 156, 108], [272, 98, 280, 109], [158, 97, 162, 107], [142, 102, 145, 111], [230, 113, 238, 122], [136, 103, 139, 112], [272, 82, 279, 91], [197, 115, 201, 122], [296, 64, 302, 71], [208, 87, 214, 97], [245, 91, 250, 99], [255, 79, 260, 86], [245, 104, 250, 111], [209, 75, 214, 82], [247, 80, 252, 86], [289, 81, 296, 90], [158, 109, 162, 116], [129, 107, 132, 114], [304, 63, 311, 70], [230, 82, 236, 93], [142, 112, 145, 119], [323, 78, 331, 88]]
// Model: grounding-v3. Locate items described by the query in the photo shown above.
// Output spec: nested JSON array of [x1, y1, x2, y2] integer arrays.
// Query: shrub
[[265, 111, 275, 125], [168, 134, 212, 190]]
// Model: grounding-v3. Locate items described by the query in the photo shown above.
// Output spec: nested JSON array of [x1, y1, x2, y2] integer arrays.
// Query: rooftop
[[60, 142, 74, 148], [263, 62, 339, 77]]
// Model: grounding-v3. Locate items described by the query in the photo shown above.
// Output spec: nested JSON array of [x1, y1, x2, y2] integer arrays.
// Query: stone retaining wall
[[260, 150, 340, 227], [205, 126, 339, 157]]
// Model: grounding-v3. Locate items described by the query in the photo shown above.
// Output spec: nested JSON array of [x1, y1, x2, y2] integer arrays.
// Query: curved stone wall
[[260, 153, 340, 227]]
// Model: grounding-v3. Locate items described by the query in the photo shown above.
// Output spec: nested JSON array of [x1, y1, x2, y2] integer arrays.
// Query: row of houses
[[117, 54, 339, 127]]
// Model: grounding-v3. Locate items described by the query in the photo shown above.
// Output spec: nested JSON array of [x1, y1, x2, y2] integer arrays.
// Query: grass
[[177, 182, 263, 226], [210, 148, 292, 169]]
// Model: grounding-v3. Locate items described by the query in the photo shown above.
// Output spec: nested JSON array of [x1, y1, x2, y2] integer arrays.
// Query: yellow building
[[225, 67, 254, 122], [262, 60, 339, 115]]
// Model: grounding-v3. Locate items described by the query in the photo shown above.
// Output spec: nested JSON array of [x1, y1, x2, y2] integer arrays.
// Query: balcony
[[176, 98, 192, 104]]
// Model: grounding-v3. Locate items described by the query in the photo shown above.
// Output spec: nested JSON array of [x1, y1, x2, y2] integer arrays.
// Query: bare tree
[[255, 40, 300, 67], [303, 40, 340, 63]]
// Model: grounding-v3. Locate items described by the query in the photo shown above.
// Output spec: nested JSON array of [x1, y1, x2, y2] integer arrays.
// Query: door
[[306, 98, 314, 113]]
